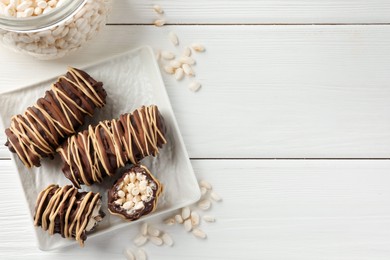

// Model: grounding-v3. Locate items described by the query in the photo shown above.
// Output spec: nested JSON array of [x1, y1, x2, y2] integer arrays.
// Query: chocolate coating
[[4, 67, 106, 168]]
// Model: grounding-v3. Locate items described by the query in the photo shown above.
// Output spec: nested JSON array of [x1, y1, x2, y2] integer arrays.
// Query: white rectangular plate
[[0, 46, 201, 251]]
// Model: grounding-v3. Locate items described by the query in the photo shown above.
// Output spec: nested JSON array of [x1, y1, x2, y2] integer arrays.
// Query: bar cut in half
[[108, 165, 163, 221]]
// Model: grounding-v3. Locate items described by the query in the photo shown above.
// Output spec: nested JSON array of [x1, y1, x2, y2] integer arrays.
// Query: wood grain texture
[[1, 159, 390, 259], [1, 26, 390, 158], [107, 0, 390, 24]]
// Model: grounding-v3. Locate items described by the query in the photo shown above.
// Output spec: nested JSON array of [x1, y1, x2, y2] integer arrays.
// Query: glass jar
[[0, 0, 112, 60]]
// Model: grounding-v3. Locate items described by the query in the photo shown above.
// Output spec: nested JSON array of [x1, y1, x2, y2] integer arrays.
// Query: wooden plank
[[1, 159, 390, 259], [0, 25, 390, 159], [108, 0, 390, 24]]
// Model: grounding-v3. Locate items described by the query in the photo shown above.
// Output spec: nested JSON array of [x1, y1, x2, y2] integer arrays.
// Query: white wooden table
[[1, 1, 390, 259]]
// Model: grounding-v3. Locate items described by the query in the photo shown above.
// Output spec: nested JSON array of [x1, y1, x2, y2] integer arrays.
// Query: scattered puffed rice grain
[[200, 180, 212, 190], [125, 249, 135, 260], [179, 56, 196, 65], [162, 233, 174, 246], [170, 60, 182, 69], [153, 4, 164, 14], [137, 248, 147, 260], [181, 207, 191, 220], [169, 31, 179, 46], [175, 214, 184, 224], [191, 211, 200, 226], [34, 7, 42, 15], [161, 51, 175, 60], [154, 19, 165, 27], [182, 46, 191, 57], [133, 234, 148, 247], [4, 5, 16, 17], [184, 219, 193, 232], [42, 6, 52, 14], [147, 226, 161, 237], [164, 217, 175, 225], [48, 0, 57, 7], [118, 190, 125, 198], [141, 223, 148, 236], [16, 1, 31, 12], [164, 66, 175, 74], [37, 1, 48, 9], [200, 187, 208, 196], [198, 199, 211, 210], [150, 236, 163, 246], [175, 67, 184, 80], [182, 64, 195, 77], [189, 81, 202, 92], [24, 7, 33, 17], [203, 215, 216, 223], [191, 43, 205, 52], [192, 228, 207, 239], [210, 191, 222, 202]]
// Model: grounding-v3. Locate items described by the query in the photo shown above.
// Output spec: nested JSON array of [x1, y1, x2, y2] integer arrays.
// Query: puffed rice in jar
[[0, 0, 112, 60]]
